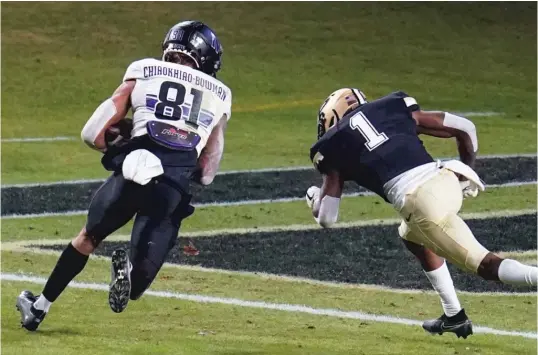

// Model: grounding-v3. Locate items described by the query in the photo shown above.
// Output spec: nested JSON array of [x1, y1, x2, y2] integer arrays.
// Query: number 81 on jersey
[[147, 81, 206, 127]]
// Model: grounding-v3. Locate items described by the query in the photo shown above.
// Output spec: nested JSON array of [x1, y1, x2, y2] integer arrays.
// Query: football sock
[[33, 294, 52, 312], [498, 259, 537, 286], [41, 243, 89, 304], [424, 262, 462, 317]]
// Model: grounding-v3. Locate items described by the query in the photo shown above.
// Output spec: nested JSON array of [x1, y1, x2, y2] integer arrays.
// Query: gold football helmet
[[317, 88, 367, 139]]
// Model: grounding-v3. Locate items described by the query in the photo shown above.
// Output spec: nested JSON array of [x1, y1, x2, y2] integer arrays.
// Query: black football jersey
[[310, 91, 434, 201]]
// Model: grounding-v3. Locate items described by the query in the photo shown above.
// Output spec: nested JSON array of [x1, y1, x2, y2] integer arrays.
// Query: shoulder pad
[[122, 58, 157, 82]]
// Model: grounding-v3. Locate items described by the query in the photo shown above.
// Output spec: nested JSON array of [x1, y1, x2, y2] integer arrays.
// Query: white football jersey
[[123, 58, 232, 155]]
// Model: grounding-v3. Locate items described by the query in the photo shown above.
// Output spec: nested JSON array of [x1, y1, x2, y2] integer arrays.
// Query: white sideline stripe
[[2, 182, 536, 219], [2, 153, 535, 188], [3, 178, 107, 188], [3, 244, 535, 297], [458, 111, 503, 117], [2, 273, 535, 339], [2, 208, 536, 298], [1, 136, 77, 143]]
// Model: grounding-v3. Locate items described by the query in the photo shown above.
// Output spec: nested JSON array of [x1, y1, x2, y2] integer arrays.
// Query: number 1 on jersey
[[349, 111, 389, 151]]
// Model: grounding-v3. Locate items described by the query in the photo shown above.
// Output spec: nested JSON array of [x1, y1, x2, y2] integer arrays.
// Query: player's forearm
[[456, 134, 476, 169], [307, 172, 344, 228], [192, 137, 224, 185], [192, 115, 228, 185], [414, 111, 478, 168], [81, 98, 119, 152], [81, 81, 134, 152], [314, 195, 340, 228], [444, 112, 478, 168]]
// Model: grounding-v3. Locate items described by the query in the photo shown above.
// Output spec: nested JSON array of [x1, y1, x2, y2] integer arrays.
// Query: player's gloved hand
[[305, 186, 320, 209], [459, 180, 479, 199]]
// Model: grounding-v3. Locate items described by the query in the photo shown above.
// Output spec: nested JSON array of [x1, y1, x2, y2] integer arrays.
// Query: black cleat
[[16, 291, 46, 331], [109, 249, 132, 313], [422, 308, 473, 339]]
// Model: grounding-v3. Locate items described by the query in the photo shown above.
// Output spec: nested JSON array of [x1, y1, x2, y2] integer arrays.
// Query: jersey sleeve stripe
[[403, 97, 417, 107]]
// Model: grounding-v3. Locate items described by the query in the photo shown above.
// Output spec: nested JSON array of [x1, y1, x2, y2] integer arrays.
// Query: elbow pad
[[81, 98, 117, 148], [443, 112, 478, 152], [315, 195, 340, 228]]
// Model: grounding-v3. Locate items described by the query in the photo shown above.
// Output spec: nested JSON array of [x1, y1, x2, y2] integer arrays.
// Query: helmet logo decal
[[170, 29, 184, 41], [190, 35, 205, 47]]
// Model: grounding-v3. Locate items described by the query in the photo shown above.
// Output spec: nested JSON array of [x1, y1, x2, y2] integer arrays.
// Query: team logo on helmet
[[317, 88, 367, 139], [169, 29, 184, 41]]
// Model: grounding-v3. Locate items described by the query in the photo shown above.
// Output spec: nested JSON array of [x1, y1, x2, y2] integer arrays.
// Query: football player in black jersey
[[307, 88, 537, 338]]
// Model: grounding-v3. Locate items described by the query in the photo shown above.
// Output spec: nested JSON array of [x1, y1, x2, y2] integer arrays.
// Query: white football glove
[[459, 180, 479, 199], [305, 186, 320, 209]]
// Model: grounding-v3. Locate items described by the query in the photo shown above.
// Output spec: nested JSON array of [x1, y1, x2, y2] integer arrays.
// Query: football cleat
[[108, 249, 132, 313], [422, 308, 473, 339], [16, 291, 46, 331]]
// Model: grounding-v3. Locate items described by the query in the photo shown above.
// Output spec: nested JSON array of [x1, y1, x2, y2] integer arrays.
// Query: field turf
[[1, 2, 537, 355]]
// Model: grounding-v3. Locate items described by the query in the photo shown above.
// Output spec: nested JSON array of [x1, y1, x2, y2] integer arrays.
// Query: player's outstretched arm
[[412, 110, 477, 168], [191, 114, 228, 186], [306, 170, 344, 228], [81, 80, 135, 152]]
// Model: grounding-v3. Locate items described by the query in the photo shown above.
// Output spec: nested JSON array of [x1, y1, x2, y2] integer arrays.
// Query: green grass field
[[1, 2, 537, 355], [2, 2, 536, 183]]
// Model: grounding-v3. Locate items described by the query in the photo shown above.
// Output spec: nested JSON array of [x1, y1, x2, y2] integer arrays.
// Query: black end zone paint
[[2, 157, 536, 215], [37, 214, 537, 293]]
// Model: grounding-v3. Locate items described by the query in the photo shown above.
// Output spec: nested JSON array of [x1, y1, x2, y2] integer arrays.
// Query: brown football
[[105, 118, 133, 146]]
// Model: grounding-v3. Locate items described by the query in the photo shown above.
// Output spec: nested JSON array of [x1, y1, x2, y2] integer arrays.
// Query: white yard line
[[458, 112, 503, 117], [2, 210, 89, 219], [2, 153, 535, 188], [2, 208, 536, 298], [1, 272, 535, 339], [3, 245, 535, 298], [2, 182, 536, 219], [1, 136, 77, 143], [3, 178, 107, 188]]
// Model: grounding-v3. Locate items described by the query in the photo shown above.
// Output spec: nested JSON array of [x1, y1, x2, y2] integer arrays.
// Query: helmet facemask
[[162, 44, 201, 68]]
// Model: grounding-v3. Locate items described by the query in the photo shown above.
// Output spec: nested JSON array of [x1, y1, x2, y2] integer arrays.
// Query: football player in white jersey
[[17, 21, 232, 331]]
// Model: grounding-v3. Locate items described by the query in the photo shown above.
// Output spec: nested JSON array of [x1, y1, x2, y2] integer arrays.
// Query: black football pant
[[85, 167, 194, 300]]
